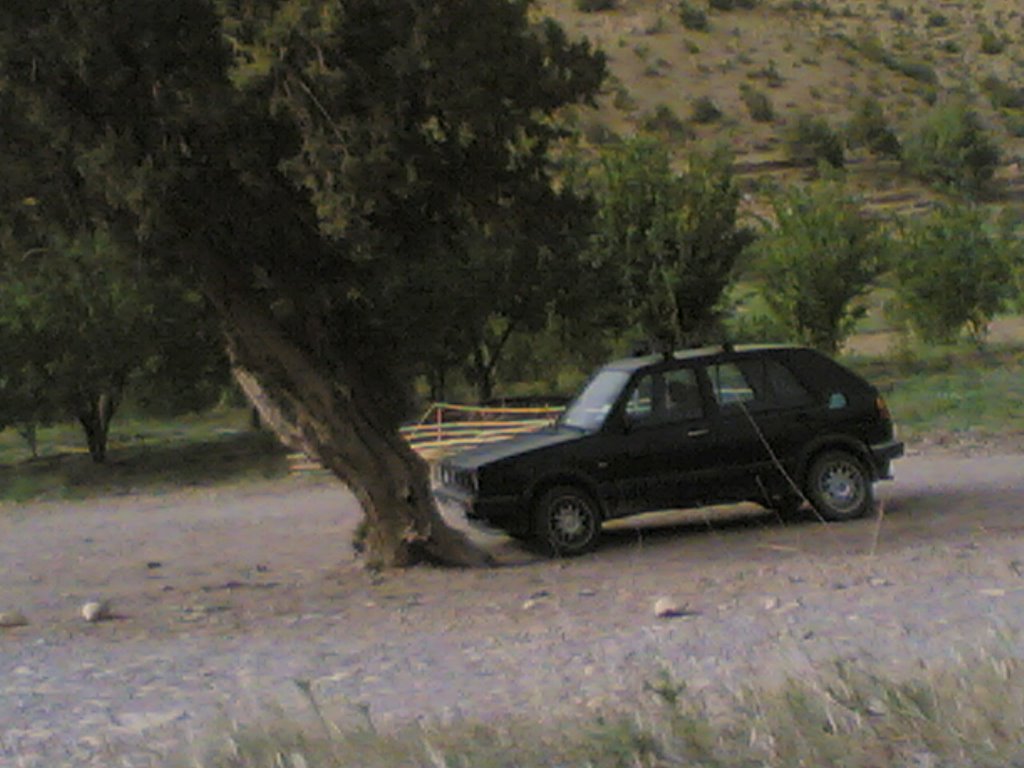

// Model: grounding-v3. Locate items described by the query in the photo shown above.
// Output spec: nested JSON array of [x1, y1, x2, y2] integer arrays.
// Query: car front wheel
[[805, 450, 873, 521], [533, 485, 602, 556]]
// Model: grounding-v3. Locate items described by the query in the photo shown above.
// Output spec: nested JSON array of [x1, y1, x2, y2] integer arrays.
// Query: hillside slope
[[541, 0, 1024, 215]]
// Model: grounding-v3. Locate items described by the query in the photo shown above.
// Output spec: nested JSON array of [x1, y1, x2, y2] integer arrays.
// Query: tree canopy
[[0, 0, 606, 566]]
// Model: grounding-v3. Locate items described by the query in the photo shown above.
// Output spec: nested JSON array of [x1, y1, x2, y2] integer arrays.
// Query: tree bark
[[78, 391, 118, 464], [199, 259, 492, 569]]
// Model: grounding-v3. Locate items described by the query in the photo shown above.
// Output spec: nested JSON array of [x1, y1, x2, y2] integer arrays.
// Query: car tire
[[804, 450, 873, 521], [533, 485, 602, 556]]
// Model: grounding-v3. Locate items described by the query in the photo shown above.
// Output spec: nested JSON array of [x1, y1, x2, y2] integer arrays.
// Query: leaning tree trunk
[[200, 261, 492, 569]]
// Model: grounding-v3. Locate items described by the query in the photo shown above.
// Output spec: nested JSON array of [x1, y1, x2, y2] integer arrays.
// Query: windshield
[[560, 369, 631, 431]]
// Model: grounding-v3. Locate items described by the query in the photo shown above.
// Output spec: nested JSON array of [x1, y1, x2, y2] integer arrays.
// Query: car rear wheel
[[805, 450, 873, 521], [533, 485, 602, 556]]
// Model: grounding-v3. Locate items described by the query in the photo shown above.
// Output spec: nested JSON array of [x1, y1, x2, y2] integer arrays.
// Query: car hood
[[444, 425, 584, 470]]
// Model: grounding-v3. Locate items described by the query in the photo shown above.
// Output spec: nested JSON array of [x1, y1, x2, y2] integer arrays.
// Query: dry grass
[[173, 649, 1024, 767]]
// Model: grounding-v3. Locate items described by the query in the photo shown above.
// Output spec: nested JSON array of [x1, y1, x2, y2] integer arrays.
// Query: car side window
[[764, 359, 813, 408], [624, 368, 704, 425], [625, 374, 655, 422], [663, 368, 704, 421], [709, 362, 759, 410]]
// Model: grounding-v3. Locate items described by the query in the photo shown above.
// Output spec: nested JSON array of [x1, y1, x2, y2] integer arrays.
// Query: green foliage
[[0, 229, 226, 461], [678, 1, 710, 31], [926, 12, 949, 28], [901, 100, 1001, 195], [709, 0, 759, 9], [845, 96, 902, 158], [845, 30, 937, 84], [591, 138, 751, 350], [576, 0, 617, 10], [785, 114, 845, 168], [892, 205, 1014, 343], [690, 95, 723, 123], [752, 181, 884, 353], [740, 84, 775, 122], [981, 74, 1024, 110], [979, 26, 1007, 55], [640, 103, 694, 140], [0, 0, 607, 415]]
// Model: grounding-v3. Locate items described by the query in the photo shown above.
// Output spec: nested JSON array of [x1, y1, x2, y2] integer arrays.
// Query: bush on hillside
[[845, 96, 901, 158], [575, 0, 617, 11], [740, 84, 774, 122], [901, 100, 1001, 196], [785, 114, 845, 169], [691, 95, 723, 123], [678, 1, 709, 31]]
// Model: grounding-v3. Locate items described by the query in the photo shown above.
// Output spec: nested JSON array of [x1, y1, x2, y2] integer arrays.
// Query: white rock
[[653, 597, 685, 618], [763, 596, 780, 611], [0, 610, 28, 628], [81, 600, 111, 623]]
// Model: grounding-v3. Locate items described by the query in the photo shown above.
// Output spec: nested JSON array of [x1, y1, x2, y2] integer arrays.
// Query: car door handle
[[687, 428, 710, 438]]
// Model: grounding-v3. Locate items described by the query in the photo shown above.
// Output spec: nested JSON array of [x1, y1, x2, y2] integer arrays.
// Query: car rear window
[[709, 357, 813, 412]]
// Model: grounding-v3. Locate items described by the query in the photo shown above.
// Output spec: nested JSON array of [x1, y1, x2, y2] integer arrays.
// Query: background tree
[[752, 181, 885, 354], [0, 0, 605, 567], [901, 100, 1001, 196], [0, 229, 227, 462], [893, 204, 1013, 343], [590, 138, 750, 351]]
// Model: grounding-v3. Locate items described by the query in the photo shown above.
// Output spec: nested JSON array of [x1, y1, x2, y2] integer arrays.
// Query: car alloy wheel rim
[[818, 460, 864, 513], [551, 497, 592, 546]]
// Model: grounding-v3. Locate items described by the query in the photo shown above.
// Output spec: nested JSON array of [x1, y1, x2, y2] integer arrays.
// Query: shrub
[[845, 96, 901, 158], [926, 12, 948, 28], [740, 84, 774, 122], [752, 181, 884, 353], [785, 114, 845, 168], [901, 100, 1001, 195], [979, 26, 1007, 55], [639, 104, 694, 140], [575, 0, 617, 10], [709, 0, 759, 9], [893, 205, 1014, 343], [691, 95, 722, 123], [613, 87, 638, 112], [981, 74, 1024, 110], [679, 1, 709, 31]]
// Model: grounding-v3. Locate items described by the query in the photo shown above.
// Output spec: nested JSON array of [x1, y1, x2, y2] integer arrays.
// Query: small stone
[[865, 697, 888, 716], [521, 599, 539, 610], [81, 600, 111, 623], [578, 588, 597, 597], [0, 610, 28, 628], [762, 596, 780, 611], [653, 597, 689, 618], [868, 577, 891, 588], [146, 561, 162, 569]]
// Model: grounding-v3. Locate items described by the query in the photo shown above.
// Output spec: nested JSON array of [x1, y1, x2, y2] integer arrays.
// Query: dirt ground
[[2, 444, 1024, 766]]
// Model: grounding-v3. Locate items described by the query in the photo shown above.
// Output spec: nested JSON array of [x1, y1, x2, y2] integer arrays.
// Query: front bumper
[[433, 484, 530, 535], [869, 439, 904, 479]]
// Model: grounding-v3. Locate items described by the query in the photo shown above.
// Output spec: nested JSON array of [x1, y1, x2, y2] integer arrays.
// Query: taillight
[[876, 396, 891, 421]]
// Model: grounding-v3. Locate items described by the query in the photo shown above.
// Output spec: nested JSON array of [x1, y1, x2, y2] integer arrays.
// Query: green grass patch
[[847, 344, 1024, 440], [172, 651, 1024, 767], [0, 408, 290, 502]]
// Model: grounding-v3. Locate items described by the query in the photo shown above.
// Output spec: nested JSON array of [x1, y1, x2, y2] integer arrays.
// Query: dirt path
[[2, 449, 1024, 767]]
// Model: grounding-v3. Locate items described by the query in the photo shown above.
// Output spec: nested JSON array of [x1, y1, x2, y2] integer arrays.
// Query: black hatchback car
[[435, 344, 903, 555]]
